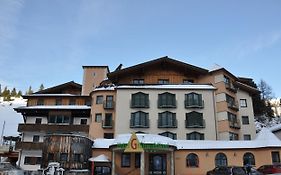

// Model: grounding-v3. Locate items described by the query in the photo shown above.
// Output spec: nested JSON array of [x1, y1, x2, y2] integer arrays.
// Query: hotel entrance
[[149, 154, 167, 175]]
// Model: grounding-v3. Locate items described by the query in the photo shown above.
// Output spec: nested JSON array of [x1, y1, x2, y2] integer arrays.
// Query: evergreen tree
[[2, 87, 11, 101], [39, 84, 44, 91], [26, 86, 33, 95], [16, 90, 22, 97], [11, 87, 17, 97]]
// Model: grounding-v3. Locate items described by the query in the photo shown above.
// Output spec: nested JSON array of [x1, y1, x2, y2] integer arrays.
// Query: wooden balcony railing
[[18, 124, 89, 133], [15, 142, 43, 150]]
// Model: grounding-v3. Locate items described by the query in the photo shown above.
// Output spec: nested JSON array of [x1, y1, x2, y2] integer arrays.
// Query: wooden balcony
[[15, 142, 43, 150], [18, 124, 89, 133]]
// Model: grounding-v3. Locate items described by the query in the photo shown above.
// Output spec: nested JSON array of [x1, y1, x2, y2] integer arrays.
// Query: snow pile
[[0, 97, 26, 136]]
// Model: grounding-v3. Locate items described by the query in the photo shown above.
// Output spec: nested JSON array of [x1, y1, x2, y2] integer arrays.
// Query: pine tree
[[26, 86, 33, 95], [39, 84, 44, 91], [11, 87, 17, 97], [16, 90, 22, 97]]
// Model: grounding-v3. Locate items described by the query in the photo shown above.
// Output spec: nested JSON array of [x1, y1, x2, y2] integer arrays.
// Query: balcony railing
[[130, 100, 150, 108], [102, 120, 114, 129], [157, 100, 177, 108], [130, 119, 150, 128], [18, 124, 89, 133], [185, 119, 206, 128], [103, 101, 114, 109], [15, 142, 44, 150], [229, 119, 241, 129], [157, 119, 178, 128], [227, 101, 239, 111], [225, 82, 237, 93], [185, 100, 204, 109]]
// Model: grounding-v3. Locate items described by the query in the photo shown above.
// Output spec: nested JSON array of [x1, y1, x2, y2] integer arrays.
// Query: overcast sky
[[0, 0, 280, 97]]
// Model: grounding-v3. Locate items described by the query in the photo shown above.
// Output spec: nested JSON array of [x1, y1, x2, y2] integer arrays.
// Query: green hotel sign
[[118, 143, 169, 151]]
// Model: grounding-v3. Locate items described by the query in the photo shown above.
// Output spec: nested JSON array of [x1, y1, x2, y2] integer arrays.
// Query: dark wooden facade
[[41, 134, 93, 170]]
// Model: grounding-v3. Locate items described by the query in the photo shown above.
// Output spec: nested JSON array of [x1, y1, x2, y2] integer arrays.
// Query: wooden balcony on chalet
[[15, 142, 43, 150], [18, 124, 89, 133]]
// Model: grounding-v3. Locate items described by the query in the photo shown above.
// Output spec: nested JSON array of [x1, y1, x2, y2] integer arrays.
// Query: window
[[158, 92, 176, 108], [186, 132, 204, 140], [104, 133, 114, 139], [135, 153, 140, 168], [158, 111, 177, 128], [185, 112, 205, 128], [69, 98, 76, 105], [24, 157, 41, 165], [95, 113, 102, 123], [95, 166, 111, 175], [132, 79, 144, 84], [272, 151, 280, 163], [215, 153, 228, 166], [244, 135, 251, 140], [243, 152, 255, 166], [240, 99, 247, 107], [35, 118, 42, 124], [226, 94, 238, 110], [121, 153, 131, 167], [242, 116, 249, 125], [224, 75, 230, 84], [48, 153, 54, 161], [74, 154, 81, 162], [48, 115, 70, 124], [104, 96, 114, 109], [37, 99, 44, 106], [228, 112, 240, 129], [85, 99, 92, 106], [60, 153, 68, 161], [55, 98, 62, 105], [158, 79, 169, 84], [103, 113, 113, 128], [33, 135, 40, 142], [131, 92, 149, 108], [186, 153, 199, 167], [185, 93, 203, 108], [183, 79, 194, 84], [229, 132, 239, 140], [130, 111, 149, 128], [80, 119, 87, 125], [159, 131, 177, 140], [96, 96, 103, 104]]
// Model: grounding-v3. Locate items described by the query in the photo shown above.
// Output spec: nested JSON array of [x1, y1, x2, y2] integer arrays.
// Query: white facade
[[19, 150, 42, 171], [115, 85, 217, 140]]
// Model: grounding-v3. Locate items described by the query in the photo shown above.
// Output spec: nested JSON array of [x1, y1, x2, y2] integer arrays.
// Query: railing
[[157, 119, 178, 128], [130, 100, 150, 108], [103, 101, 115, 109], [227, 101, 239, 111], [225, 82, 237, 93], [185, 119, 206, 128], [185, 100, 204, 108], [15, 142, 44, 150], [229, 119, 241, 129], [130, 119, 150, 128], [18, 124, 89, 133], [102, 120, 114, 129], [157, 100, 177, 108]]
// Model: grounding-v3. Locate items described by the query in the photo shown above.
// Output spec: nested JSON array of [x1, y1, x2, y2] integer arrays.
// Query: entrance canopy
[[89, 154, 110, 162]]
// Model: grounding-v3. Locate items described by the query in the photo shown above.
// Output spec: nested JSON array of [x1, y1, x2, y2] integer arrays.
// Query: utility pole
[[0, 121, 5, 145]]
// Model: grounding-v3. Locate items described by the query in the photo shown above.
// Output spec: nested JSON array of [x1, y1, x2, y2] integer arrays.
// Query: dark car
[[207, 166, 247, 175], [257, 164, 281, 174]]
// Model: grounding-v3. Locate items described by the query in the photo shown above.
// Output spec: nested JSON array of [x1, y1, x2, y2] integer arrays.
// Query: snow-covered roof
[[89, 154, 110, 162], [24, 94, 78, 97], [270, 123, 281, 132], [93, 128, 281, 150], [15, 105, 91, 110], [93, 86, 116, 92], [116, 84, 216, 90]]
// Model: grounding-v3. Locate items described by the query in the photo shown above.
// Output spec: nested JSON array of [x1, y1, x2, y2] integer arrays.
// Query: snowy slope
[[0, 97, 26, 136]]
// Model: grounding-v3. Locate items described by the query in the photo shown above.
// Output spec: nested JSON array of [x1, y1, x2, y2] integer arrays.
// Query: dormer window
[[158, 79, 169, 85], [132, 79, 144, 85]]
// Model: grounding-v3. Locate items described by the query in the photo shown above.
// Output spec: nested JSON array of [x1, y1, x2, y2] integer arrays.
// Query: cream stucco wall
[[19, 150, 42, 171], [237, 89, 257, 140], [115, 88, 217, 140]]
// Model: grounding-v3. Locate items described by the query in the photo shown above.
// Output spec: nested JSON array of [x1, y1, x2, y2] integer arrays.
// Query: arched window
[[215, 153, 228, 166], [186, 153, 199, 167], [131, 92, 149, 108], [243, 152, 255, 166]]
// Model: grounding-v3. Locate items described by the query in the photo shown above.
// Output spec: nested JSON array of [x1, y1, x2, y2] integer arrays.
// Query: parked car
[[249, 167, 263, 175], [207, 166, 247, 175], [257, 164, 281, 174]]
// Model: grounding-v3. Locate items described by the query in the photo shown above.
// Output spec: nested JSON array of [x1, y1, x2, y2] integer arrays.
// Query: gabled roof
[[32, 81, 82, 95], [107, 56, 209, 81]]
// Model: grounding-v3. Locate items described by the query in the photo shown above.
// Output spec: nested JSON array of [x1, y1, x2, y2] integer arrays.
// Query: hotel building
[[15, 56, 281, 175]]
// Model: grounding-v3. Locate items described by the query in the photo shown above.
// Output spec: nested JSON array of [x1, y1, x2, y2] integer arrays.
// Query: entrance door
[[149, 154, 167, 175]]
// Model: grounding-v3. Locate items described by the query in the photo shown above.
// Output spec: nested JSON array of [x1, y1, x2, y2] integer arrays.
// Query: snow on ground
[[0, 97, 26, 136]]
